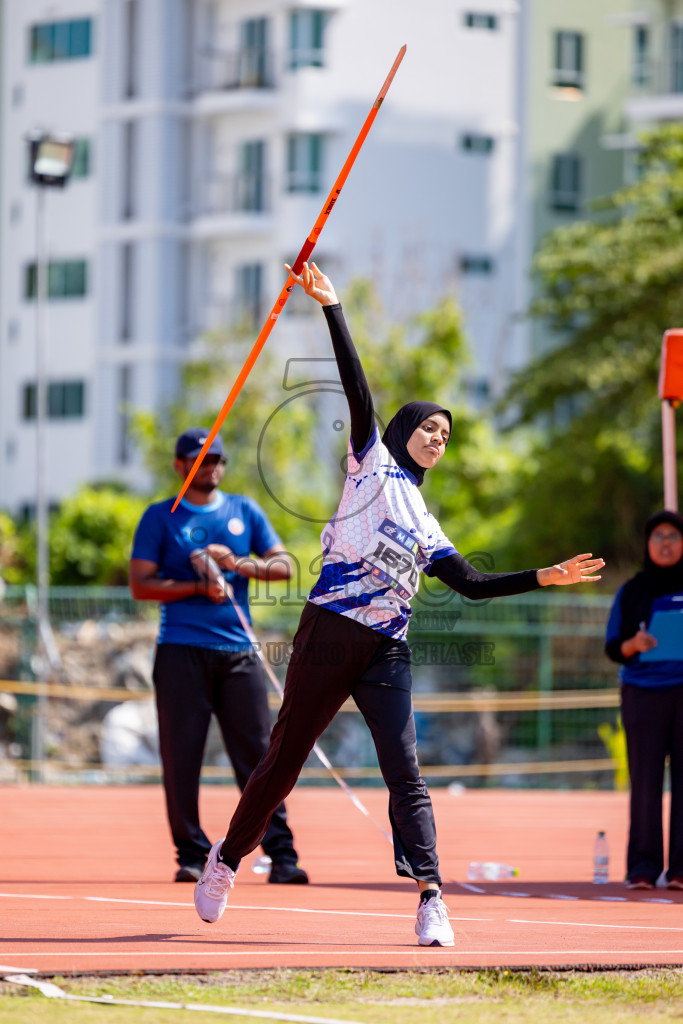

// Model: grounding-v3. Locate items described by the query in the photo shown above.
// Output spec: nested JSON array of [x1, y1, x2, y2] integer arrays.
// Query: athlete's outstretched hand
[[537, 554, 605, 586], [285, 261, 339, 306]]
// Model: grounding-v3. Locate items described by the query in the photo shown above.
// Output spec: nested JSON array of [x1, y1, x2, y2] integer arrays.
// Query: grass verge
[[2, 968, 683, 1023]]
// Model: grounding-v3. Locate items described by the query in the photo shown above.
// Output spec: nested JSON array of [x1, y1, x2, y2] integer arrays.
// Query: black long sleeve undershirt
[[323, 303, 375, 453], [427, 552, 541, 600]]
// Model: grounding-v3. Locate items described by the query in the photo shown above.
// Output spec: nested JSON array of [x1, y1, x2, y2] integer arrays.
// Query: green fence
[[0, 586, 623, 788]]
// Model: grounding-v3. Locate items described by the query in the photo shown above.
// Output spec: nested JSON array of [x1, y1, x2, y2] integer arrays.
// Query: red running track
[[1, 785, 682, 973]]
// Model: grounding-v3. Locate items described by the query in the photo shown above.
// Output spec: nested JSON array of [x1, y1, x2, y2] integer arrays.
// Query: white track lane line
[[84, 897, 191, 907], [509, 918, 683, 932], [0, 891, 491, 922], [0, 893, 71, 900]]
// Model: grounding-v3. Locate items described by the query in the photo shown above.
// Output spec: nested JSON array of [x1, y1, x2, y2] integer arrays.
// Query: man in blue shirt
[[129, 428, 308, 884]]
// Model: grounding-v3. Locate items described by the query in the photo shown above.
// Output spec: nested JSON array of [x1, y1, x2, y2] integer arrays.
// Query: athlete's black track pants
[[220, 602, 442, 885], [153, 644, 298, 869]]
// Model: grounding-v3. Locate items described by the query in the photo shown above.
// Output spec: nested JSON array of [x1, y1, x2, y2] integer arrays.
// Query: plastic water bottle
[[593, 831, 609, 884], [467, 862, 519, 881], [251, 854, 272, 875]]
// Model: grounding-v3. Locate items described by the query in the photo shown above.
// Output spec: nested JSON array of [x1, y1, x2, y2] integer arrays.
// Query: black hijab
[[606, 509, 683, 662], [381, 401, 452, 487], [641, 509, 683, 597]]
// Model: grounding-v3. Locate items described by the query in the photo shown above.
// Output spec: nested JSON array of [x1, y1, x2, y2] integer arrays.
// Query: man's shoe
[[667, 877, 683, 890], [268, 860, 309, 884], [626, 876, 655, 890], [174, 863, 203, 883], [194, 840, 236, 922], [415, 891, 454, 947]]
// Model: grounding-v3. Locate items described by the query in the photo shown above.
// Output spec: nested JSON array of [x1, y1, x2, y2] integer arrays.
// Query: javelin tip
[[374, 44, 407, 107]]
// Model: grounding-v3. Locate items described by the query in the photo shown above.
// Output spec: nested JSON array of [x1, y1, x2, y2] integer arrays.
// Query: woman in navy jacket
[[605, 510, 683, 889]]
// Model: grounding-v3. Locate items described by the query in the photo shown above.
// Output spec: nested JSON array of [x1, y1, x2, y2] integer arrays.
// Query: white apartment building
[[0, 0, 524, 515]]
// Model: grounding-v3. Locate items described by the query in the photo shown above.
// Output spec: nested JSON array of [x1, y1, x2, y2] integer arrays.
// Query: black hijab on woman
[[641, 509, 683, 596], [606, 510, 683, 662], [381, 401, 452, 487]]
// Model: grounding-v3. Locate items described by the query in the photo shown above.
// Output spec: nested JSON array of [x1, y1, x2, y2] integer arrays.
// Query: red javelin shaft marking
[[171, 44, 406, 512]]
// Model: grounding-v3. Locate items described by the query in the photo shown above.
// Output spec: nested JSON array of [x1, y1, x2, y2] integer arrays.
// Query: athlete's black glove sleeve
[[426, 552, 541, 600], [323, 303, 375, 454]]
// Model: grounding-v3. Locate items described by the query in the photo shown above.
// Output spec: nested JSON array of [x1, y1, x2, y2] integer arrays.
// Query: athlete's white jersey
[[309, 426, 456, 639]]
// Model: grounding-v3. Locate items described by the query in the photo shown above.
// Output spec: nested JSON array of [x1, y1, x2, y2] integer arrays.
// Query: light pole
[[27, 131, 74, 775]]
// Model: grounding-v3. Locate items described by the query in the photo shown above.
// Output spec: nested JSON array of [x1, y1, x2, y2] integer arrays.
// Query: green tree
[[0, 511, 22, 584], [4, 487, 149, 586], [500, 123, 683, 576], [49, 486, 149, 584]]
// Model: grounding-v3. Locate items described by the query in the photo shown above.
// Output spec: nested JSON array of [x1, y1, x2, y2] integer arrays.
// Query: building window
[[460, 256, 494, 275], [633, 25, 650, 87], [24, 260, 88, 300], [464, 13, 498, 30], [236, 140, 266, 212], [70, 139, 91, 179], [120, 244, 135, 341], [29, 19, 92, 63], [550, 153, 581, 212], [289, 10, 327, 69], [672, 24, 683, 93], [118, 366, 132, 464], [122, 120, 137, 220], [461, 133, 495, 154], [22, 381, 86, 420], [124, 0, 139, 98], [235, 264, 262, 326], [553, 31, 584, 89], [238, 17, 270, 87], [286, 134, 324, 192]]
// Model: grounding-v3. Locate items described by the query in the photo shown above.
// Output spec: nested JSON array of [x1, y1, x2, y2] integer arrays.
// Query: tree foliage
[[499, 123, 683, 576], [1, 487, 149, 586]]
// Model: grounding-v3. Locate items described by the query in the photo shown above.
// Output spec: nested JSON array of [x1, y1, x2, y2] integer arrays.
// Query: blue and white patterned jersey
[[309, 426, 456, 639]]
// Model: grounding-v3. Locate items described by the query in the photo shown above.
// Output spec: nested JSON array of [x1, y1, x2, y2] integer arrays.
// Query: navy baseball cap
[[175, 427, 225, 459]]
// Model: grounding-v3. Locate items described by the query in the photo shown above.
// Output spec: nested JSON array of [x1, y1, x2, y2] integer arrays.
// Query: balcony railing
[[196, 47, 276, 93], [193, 174, 271, 217], [630, 55, 683, 96]]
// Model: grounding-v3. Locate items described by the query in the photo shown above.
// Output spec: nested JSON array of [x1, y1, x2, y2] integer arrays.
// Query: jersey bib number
[[361, 518, 419, 601]]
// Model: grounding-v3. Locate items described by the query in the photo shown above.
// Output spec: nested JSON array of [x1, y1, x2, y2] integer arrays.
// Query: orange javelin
[[172, 44, 407, 512]]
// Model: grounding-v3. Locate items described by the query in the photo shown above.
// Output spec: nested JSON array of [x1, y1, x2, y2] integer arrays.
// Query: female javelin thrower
[[194, 263, 605, 946]]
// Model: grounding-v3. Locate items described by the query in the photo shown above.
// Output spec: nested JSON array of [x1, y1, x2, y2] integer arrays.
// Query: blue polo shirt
[[131, 492, 280, 649]]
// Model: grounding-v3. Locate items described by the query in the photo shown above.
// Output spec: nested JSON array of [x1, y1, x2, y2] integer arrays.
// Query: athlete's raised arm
[[285, 261, 375, 453]]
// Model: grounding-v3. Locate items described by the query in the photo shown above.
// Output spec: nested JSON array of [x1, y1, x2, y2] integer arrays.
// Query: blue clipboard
[[640, 609, 683, 662]]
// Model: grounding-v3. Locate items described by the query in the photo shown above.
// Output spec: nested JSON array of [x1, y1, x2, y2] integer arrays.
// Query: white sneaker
[[194, 840, 236, 923], [415, 891, 454, 947]]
